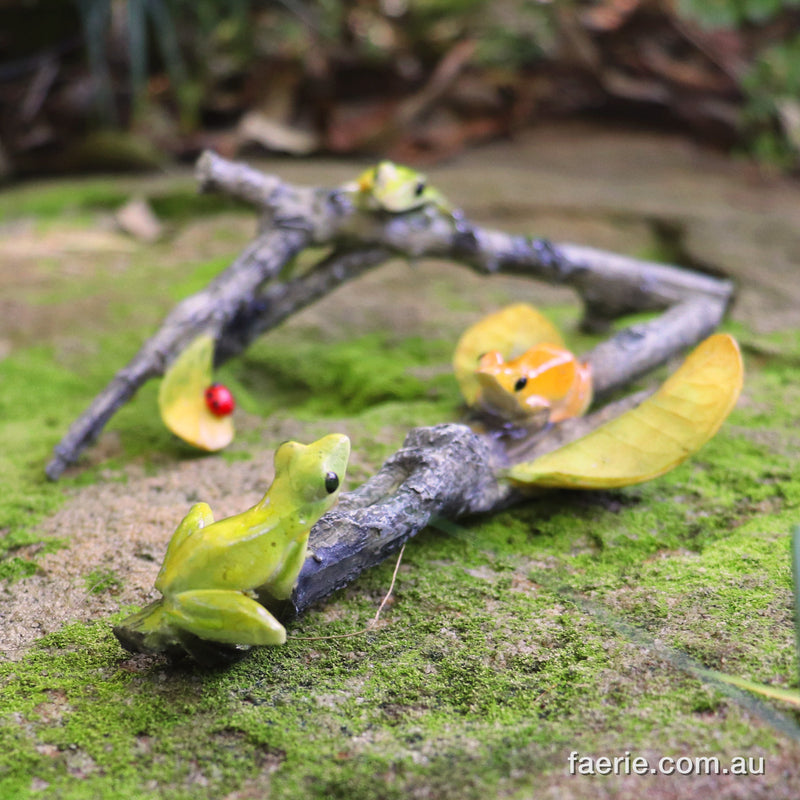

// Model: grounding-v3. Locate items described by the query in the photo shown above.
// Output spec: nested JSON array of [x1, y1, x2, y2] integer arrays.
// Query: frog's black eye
[[325, 471, 340, 494], [514, 376, 528, 392], [414, 179, 426, 197]]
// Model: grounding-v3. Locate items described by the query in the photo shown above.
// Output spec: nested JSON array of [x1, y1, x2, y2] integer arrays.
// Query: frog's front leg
[[164, 589, 287, 646], [261, 539, 308, 602]]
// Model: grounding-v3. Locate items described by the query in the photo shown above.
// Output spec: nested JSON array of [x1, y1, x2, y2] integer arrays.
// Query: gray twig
[[288, 387, 655, 619]]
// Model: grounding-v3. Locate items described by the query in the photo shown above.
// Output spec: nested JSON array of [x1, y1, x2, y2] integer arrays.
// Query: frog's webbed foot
[[113, 599, 181, 657], [164, 589, 287, 646]]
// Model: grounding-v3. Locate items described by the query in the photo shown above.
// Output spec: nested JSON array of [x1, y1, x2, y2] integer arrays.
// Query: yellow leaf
[[158, 335, 234, 452], [506, 333, 743, 489], [453, 304, 564, 405]]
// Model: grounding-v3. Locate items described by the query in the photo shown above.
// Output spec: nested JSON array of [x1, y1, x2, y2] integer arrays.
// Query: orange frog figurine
[[474, 343, 592, 428]]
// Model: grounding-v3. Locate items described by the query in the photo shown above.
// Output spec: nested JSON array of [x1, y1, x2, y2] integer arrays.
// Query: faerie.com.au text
[[567, 750, 764, 777]]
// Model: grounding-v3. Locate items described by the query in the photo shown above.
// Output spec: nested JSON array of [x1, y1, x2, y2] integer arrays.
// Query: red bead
[[204, 383, 235, 417]]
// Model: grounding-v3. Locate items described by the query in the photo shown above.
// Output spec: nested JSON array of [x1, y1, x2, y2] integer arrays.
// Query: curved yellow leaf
[[453, 304, 564, 404], [506, 333, 743, 489], [158, 335, 234, 451]]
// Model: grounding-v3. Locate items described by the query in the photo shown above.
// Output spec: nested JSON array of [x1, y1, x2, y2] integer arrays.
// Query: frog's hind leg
[[164, 589, 287, 646], [155, 502, 216, 593], [166, 502, 215, 553]]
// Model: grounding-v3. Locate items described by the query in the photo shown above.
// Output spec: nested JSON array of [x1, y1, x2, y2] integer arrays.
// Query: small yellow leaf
[[507, 333, 743, 489], [158, 335, 234, 451], [453, 304, 564, 405]]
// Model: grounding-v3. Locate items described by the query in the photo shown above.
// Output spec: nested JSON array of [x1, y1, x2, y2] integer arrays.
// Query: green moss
[[223, 331, 460, 419], [0, 555, 39, 582], [1, 512, 791, 799], [0, 179, 239, 224], [0, 180, 131, 222], [166, 256, 233, 300], [148, 193, 243, 223], [0, 348, 92, 570], [0, 334, 183, 578], [85, 568, 124, 596], [3, 324, 799, 796]]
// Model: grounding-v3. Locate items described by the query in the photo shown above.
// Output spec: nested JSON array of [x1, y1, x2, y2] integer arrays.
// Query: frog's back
[[159, 509, 282, 593]]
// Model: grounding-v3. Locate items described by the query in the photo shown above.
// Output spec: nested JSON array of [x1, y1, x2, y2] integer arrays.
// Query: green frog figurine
[[343, 161, 448, 213], [114, 434, 350, 661]]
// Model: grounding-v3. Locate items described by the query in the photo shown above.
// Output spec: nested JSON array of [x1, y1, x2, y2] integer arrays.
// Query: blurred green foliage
[[678, 0, 800, 27], [47, 0, 800, 171], [677, 0, 800, 168], [743, 33, 800, 166]]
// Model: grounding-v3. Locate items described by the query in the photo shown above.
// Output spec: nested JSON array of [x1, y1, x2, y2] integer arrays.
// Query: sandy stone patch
[[1, 454, 278, 659]]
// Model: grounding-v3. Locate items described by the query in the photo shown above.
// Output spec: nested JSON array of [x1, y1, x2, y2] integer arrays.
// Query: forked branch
[[46, 152, 732, 481], [47, 153, 734, 626]]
